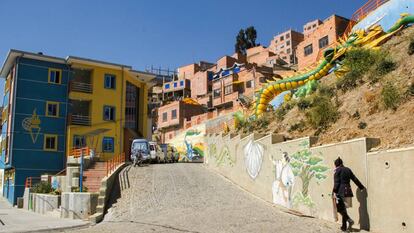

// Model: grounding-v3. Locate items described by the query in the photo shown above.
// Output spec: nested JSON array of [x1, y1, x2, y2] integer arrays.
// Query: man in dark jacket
[[333, 157, 365, 231]]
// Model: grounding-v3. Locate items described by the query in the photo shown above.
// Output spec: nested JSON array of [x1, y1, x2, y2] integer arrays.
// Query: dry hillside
[[237, 26, 414, 150]]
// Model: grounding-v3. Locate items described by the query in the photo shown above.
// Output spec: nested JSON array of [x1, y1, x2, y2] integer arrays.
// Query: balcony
[[68, 114, 91, 126], [70, 68, 93, 94], [68, 100, 91, 126], [69, 81, 93, 94]]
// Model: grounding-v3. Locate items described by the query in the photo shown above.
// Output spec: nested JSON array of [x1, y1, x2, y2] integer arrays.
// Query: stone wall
[[205, 133, 413, 233]]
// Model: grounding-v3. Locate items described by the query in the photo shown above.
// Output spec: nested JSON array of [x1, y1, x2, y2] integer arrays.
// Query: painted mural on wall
[[269, 141, 329, 211], [22, 109, 41, 143], [290, 141, 329, 208], [168, 124, 206, 162], [244, 139, 264, 180], [206, 136, 235, 166], [270, 151, 295, 208]]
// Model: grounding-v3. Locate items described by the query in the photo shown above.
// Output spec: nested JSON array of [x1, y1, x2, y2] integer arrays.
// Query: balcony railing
[[70, 81, 93, 94], [68, 114, 91, 126]]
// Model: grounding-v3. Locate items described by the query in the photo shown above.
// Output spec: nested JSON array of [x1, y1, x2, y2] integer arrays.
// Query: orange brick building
[[269, 30, 304, 65], [296, 15, 350, 70]]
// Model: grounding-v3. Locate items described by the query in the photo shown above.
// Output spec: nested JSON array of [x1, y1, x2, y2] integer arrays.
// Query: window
[[287, 48, 291, 54], [286, 41, 290, 46], [102, 137, 114, 152], [319, 36, 329, 49], [280, 36, 284, 41], [180, 80, 184, 86], [73, 135, 86, 149], [307, 26, 311, 30], [246, 80, 253, 88], [224, 85, 233, 95], [313, 24, 316, 28], [44, 134, 58, 151], [165, 83, 170, 89], [304, 44, 313, 56], [286, 34, 290, 39], [213, 89, 221, 99], [104, 74, 116, 89], [46, 101, 59, 117], [103, 106, 115, 121], [173, 82, 177, 88], [48, 69, 62, 84], [171, 109, 177, 119], [162, 112, 167, 122]]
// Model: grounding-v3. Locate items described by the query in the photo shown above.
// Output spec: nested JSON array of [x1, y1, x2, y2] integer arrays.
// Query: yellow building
[[65, 56, 155, 160]]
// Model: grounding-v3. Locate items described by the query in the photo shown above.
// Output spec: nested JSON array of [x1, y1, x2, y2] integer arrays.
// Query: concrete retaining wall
[[61, 192, 98, 220], [205, 133, 413, 233], [367, 147, 414, 233], [33, 193, 60, 215]]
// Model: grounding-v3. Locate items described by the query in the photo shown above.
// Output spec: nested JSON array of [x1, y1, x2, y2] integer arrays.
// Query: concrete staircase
[[83, 162, 106, 193]]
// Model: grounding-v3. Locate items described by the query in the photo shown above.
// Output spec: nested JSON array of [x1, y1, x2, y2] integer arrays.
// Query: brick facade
[[269, 30, 304, 65], [297, 15, 349, 70]]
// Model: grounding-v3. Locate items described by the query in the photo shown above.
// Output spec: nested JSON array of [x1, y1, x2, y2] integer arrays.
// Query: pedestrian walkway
[[0, 197, 89, 233]]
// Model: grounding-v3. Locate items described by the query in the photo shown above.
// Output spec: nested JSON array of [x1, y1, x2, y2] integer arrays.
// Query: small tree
[[235, 29, 247, 55], [235, 26, 258, 55], [245, 26, 257, 48]]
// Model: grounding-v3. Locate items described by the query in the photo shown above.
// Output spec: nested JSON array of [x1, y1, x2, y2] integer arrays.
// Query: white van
[[149, 141, 165, 163], [131, 139, 150, 161]]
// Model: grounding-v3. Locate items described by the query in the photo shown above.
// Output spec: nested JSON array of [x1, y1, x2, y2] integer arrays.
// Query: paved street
[[65, 163, 342, 233], [0, 197, 88, 233]]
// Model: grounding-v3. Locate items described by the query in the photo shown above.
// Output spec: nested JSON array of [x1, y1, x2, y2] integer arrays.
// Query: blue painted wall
[[353, 0, 414, 32], [3, 57, 69, 204]]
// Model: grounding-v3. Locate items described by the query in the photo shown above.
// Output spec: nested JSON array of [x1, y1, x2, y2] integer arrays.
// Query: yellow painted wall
[[66, 63, 149, 161]]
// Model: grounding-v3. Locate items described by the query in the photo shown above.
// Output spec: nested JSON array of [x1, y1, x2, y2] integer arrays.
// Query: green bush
[[71, 186, 89, 193], [274, 101, 295, 121], [409, 83, 414, 96], [305, 95, 339, 129], [381, 82, 401, 110], [318, 85, 336, 98], [408, 38, 414, 55], [288, 120, 306, 133], [297, 98, 311, 110], [336, 70, 361, 91], [337, 48, 396, 89], [358, 122, 367, 129], [369, 58, 397, 83], [31, 181, 53, 194]]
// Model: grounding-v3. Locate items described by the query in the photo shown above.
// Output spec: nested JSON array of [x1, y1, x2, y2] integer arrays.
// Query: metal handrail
[[342, 0, 390, 38], [106, 153, 125, 176], [70, 147, 90, 158]]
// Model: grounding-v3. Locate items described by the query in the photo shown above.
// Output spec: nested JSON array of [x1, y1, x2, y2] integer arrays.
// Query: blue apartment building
[[0, 50, 69, 204]]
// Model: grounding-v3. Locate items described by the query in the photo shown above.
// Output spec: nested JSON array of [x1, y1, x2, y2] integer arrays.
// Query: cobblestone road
[[66, 163, 342, 233]]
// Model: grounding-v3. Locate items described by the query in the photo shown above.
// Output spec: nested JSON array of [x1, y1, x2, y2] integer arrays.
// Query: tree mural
[[290, 141, 329, 207]]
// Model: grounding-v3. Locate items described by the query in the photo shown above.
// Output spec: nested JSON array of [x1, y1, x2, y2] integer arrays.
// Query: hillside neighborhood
[[0, 0, 413, 233]]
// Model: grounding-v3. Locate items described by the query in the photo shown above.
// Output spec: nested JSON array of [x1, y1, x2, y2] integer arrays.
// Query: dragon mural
[[252, 14, 414, 117]]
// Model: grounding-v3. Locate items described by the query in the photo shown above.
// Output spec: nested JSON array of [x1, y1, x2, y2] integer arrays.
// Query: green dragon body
[[252, 14, 414, 117]]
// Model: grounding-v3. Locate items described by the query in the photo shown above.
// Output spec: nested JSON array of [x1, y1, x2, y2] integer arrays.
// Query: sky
[[0, 0, 366, 78]]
